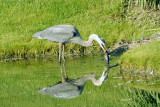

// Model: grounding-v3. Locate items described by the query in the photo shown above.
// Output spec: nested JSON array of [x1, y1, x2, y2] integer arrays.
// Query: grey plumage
[[38, 70, 109, 99], [33, 25, 82, 44], [38, 80, 84, 99]]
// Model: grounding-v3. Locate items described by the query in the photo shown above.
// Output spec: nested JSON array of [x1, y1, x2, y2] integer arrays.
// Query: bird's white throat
[[89, 34, 103, 46]]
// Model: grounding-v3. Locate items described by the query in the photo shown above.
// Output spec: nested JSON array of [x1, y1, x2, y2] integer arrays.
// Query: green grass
[[0, 0, 159, 59], [120, 41, 160, 76]]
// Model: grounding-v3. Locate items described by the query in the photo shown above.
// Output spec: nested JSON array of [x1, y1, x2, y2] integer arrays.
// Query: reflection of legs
[[62, 44, 68, 79], [59, 43, 68, 82], [60, 64, 66, 83], [63, 58, 68, 79], [59, 43, 65, 82]]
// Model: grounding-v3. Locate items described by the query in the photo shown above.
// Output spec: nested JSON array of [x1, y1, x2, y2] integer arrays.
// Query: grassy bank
[[118, 0, 160, 77], [1, 0, 159, 59], [120, 41, 160, 77]]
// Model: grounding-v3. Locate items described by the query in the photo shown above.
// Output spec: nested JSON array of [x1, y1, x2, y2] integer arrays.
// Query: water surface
[[0, 55, 160, 107]]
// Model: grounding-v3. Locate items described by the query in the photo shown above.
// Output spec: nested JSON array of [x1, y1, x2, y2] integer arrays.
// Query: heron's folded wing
[[38, 27, 75, 43]]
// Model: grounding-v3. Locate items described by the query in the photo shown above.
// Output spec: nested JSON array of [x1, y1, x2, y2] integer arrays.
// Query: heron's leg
[[59, 43, 62, 66], [59, 62, 66, 83], [62, 44, 65, 61], [63, 57, 68, 79], [59, 43, 66, 82]]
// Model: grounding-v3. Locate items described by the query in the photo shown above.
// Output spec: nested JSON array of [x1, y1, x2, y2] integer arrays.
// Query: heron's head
[[89, 34, 107, 52]]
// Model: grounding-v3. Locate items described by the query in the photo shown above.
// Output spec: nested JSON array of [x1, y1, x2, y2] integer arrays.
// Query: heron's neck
[[76, 37, 94, 47], [74, 73, 103, 86]]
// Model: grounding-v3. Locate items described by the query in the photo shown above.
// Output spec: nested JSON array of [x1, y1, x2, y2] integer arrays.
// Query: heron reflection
[[38, 68, 109, 99]]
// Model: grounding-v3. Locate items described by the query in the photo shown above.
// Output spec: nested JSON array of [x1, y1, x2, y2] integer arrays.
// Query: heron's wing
[[33, 27, 75, 43], [38, 82, 81, 99]]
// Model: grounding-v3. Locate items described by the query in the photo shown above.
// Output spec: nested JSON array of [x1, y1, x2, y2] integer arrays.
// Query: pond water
[[0, 55, 160, 107]]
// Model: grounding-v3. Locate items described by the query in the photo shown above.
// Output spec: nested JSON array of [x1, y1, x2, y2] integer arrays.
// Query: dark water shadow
[[109, 45, 129, 56]]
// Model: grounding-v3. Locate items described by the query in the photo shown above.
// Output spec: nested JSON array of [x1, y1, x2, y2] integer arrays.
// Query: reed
[[126, 0, 160, 9]]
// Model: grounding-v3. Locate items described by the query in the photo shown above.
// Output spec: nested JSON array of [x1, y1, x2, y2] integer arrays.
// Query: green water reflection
[[0, 55, 160, 107]]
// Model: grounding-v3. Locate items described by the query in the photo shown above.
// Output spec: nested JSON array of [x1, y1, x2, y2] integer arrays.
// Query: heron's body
[[33, 25, 92, 46], [33, 25, 109, 65]]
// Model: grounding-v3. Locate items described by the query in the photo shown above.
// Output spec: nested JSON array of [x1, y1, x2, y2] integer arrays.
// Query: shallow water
[[0, 55, 160, 107]]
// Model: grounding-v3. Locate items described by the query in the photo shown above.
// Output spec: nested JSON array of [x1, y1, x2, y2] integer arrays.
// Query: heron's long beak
[[100, 43, 110, 64], [100, 43, 107, 52]]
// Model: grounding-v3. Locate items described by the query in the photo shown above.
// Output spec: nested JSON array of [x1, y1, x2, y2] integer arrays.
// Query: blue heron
[[33, 25, 108, 64]]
